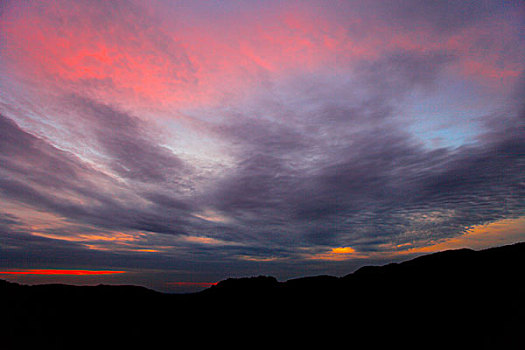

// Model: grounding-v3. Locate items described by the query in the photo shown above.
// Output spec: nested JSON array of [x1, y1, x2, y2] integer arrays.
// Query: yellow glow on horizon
[[308, 246, 362, 261], [331, 247, 356, 254]]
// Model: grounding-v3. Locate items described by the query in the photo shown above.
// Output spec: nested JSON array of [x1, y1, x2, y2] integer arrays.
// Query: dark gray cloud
[[206, 114, 523, 250], [197, 57, 525, 251], [0, 112, 193, 236], [63, 95, 186, 182], [337, 0, 522, 33]]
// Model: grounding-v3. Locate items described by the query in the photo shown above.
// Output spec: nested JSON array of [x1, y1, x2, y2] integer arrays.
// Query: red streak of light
[[0, 269, 126, 275]]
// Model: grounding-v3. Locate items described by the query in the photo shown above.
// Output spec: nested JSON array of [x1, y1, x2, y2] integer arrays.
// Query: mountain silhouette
[[2, 242, 524, 348]]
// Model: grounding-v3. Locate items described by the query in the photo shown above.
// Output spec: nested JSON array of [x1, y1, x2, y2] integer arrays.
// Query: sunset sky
[[1, 0, 524, 292]]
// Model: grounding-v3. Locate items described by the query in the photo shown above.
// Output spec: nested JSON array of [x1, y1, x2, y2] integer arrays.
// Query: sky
[[0, 0, 524, 293]]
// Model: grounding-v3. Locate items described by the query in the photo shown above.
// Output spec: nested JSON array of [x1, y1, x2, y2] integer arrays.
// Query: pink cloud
[[2, 1, 521, 117]]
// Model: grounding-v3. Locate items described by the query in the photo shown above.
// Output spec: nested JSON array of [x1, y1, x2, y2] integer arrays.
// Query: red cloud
[[0, 269, 126, 275]]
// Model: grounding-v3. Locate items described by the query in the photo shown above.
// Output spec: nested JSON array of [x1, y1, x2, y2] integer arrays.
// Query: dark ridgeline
[[2, 243, 524, 348]]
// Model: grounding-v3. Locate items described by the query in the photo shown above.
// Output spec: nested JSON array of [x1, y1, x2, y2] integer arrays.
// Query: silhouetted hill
[[210, 275, 280, 291], [2, 242, 524, 348]]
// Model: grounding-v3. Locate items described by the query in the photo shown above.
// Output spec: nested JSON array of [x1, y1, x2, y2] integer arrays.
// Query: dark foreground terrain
[[2, 242, 524, 348]]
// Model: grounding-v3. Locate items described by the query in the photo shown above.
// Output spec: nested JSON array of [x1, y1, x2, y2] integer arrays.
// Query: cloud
[[3, 49, 522, 261], [197, 66, 524, 252], [63, 95, 186, 182], [0, 0, 523, 285], [0, 112, 192, 237]]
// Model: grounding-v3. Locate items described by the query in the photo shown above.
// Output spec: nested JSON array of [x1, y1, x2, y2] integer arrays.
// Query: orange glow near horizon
[[0, 269, 127, 275], [307, 216, 525, 261], [398, 217, 525, 255]]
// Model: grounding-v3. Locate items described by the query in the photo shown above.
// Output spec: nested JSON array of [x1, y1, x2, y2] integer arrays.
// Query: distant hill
[[2, 242, 524, 348]]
